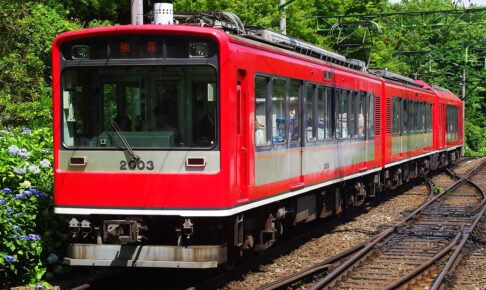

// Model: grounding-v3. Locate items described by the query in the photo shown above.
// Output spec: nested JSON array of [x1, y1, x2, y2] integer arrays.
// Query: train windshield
[[61, 65, 217, 149]]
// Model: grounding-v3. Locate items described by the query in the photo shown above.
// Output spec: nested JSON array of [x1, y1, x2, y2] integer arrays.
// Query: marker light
[[189, 43, 208, 58], [147, 41, 157, 53], [71, 45, 90, 59], [119, 42, 130, 55]]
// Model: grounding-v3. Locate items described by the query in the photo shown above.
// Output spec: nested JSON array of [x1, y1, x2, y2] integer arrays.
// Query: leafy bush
[[0, 128, 63, 289]]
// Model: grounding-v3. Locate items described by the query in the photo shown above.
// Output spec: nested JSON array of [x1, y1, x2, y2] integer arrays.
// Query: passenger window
[[272, 79, 287, 144], [420, 102, 425, 133], [104, 82, 142, 132], [306, 84, 316, 142], [192, 82, 216, 146], [367, 93, 374, 138], [401, 100, 408, 135], [336, 90, 349, 139], [325, 87, 333, 139], [289, 80, 301, 142], [425, 103, 432, 132], [393, 97, 401, 135], [358, 92, 366, 138], [349, 91, 357, 138], [255, 76, 269, 146], [317, 87, 325, 140], [410, 101, 415, 133]]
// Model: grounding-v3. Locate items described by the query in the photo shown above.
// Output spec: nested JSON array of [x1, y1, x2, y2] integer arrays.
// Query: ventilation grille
[[374, 96, 381, 136], [386, 98, 392, 134]]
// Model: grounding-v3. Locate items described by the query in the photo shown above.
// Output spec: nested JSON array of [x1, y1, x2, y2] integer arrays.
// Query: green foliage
[[0, 2, 80, 128], [0, 128, 65, 288]]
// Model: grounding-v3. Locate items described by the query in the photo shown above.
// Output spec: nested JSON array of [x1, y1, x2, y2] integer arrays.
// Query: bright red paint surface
[[53, 25, 463, 212]]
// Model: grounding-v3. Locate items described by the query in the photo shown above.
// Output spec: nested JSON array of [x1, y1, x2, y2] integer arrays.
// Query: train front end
[[52, 26, 235, 268]]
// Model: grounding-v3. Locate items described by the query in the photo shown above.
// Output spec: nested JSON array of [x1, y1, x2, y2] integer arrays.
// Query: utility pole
[[461, 47, 468, 100], [278, 0, 298, 35], [279, 0, 286, 35], [131, 0, 143, 25]]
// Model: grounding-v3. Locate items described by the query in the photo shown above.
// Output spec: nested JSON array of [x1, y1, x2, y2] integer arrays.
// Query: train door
[[237, 70, 248, 197], [289, 80, 303, 189], [439, 103, 446, 148]]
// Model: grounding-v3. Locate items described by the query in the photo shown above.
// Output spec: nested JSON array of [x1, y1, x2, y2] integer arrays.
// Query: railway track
[[257, 159, 486, 290]]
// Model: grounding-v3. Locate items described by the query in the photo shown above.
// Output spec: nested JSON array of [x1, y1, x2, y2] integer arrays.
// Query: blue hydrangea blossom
[[29, 165, 40, 174], [7, 145, 20, 155], [28, 234, 41, 241], [2, 188, 13, 194], [13, 167, 26, 175], [39, 159, 51, 168]]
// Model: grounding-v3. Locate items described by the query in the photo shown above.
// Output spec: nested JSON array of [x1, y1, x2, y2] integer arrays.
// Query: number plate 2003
[[120, 160, 154, 171]]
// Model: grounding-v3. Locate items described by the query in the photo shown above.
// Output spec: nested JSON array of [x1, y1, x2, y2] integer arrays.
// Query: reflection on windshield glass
[[62, 66, 217, 149]]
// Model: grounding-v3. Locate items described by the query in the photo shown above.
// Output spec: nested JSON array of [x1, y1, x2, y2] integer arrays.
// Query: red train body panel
[[52, 23, 463, 268]]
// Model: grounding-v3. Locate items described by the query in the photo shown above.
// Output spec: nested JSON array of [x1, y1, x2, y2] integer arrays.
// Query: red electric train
[[52, 12, 463, 268]]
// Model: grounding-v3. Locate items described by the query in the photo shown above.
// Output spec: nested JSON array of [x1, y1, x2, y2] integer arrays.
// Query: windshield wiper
[[111, 119, 140, 161]]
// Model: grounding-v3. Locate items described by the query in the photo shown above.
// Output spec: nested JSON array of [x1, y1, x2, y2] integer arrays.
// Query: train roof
[[53, 19, 461, 103], [432, 86, 463, 104]]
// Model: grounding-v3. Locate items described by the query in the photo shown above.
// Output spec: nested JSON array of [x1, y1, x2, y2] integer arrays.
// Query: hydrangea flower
[[0, 129, 12, 134], [47, 253, 59, 264], [6, 208, 14, 214], [20, 181, 31, 189], [21, 128, 32, 135], [6, 218, 12, 222], [0, 199, 5, 205], [40, 159, 51, 168], [7, 145, 20, 155], [4, 255, 14, 263], [43, 148, 51, 153], [29, 165, 40, 174], [13, 225, 21, 231], [28, 234, 41, 241], [17, 148, 30, 158], [19, 235, 28, 241], [35, 192, 47, 199], [2, 188, 13, 194], [23, 190, 32, 196], [13, 167, 26, 175], [14, 193, 25, 199], [13, 234, 19, 239]]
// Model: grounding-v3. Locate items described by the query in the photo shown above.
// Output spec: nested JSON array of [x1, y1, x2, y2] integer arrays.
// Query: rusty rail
[[308, 159, 486, 290]]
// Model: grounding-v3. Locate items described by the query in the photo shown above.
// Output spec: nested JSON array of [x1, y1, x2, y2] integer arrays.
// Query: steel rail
[[430, 168, 486, 290], [382, 226, 463, 290], [258, 177, 436, 290], [309, 159, 486, 290], [255, 241, 367, 290], [430, 203, 486, 290]]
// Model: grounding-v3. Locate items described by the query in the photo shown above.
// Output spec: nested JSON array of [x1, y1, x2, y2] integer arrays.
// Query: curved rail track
[[258, 159, 486, 290]]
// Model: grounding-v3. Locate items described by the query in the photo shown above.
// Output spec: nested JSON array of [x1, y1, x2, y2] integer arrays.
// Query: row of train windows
[[446, 105, 459, 133], [392, 97, 433, 136], [254, 75, 375, 147]]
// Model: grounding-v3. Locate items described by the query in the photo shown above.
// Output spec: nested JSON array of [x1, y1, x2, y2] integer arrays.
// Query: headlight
[[71, 45, 90, 59], [189, 43, 208, 58]]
